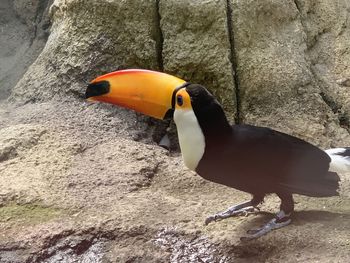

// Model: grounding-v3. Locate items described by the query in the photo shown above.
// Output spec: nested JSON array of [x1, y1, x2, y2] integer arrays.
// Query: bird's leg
[[241, 193, 294, 241], [205, 195, 264, 225]]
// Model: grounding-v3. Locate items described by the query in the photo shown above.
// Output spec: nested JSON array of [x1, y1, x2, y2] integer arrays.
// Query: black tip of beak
[[85, 80, 110, 99]]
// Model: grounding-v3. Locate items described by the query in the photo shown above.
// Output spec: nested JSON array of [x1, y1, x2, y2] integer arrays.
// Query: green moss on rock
[[0, 203, 62, 224]]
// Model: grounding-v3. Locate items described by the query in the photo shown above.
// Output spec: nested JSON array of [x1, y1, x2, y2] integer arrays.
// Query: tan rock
[[230, 0, 350, 147], [10, 0, 160, 103], [160, 0, 237, 120]]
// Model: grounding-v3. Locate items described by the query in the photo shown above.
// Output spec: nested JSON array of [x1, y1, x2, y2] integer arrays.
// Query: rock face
[[10, 0, 160, 102], [1, 0, 350, 262], [296, 0, 350, 139], [230, 0, 350, 146], [0, 0, 51, 100], [160, 0, 237, 119], [7, 0, 350, 146]]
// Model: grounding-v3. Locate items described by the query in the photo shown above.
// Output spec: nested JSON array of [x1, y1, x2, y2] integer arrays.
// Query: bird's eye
[[177, 95, 183, 106]]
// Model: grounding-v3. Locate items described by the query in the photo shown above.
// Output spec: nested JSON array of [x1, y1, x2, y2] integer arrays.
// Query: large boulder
[[7, 0, 350, 147], [10, 0, 160, 102], [296, 0, 350, 136], [160, 0, 237, 119], [0, 0, 51, 101], [230, 0, 350, 147]]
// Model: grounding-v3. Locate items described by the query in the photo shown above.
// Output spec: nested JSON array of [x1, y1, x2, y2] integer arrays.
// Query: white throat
[[173, 109, 205, 171]]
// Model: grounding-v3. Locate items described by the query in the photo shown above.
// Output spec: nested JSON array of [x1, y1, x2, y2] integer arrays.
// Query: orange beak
[[85, 69, 186, 119]]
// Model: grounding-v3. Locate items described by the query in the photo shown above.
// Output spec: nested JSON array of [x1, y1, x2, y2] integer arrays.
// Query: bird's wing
[[230, 125, 339, 196]]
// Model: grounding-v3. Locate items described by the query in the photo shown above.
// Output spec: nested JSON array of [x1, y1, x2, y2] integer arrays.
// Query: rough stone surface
[[0, 0, 51, 101], [13, 0, 40, 30], [10, 0, 160, 103], [1, 0, 350, 262], [0, 124, 46, 162], [0, 101, 349, 262], [296, 0, 350, 134], [160, 0, 237, 120], [230, 0, 350, 147]]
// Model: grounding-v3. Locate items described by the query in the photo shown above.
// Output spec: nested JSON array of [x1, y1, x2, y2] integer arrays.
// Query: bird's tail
[[325, 148, 350, 174]]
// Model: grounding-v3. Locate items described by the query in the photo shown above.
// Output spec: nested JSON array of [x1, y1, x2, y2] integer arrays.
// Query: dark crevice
[[320, 92, 350, 132], [153, 0, 179, 151], [312, 64, 350, 133], [294, 0, 301, 13], [320, 92, 340, 114], [308, 28, 329, 50], [293, 0, 310, 46], [32, 3, 41, 41], [225, 0, 242, 124], [29, 0, 51, 46], [338, 11, 349, 36], [338, 113, 350, 130], [155, 0, 164, 71]]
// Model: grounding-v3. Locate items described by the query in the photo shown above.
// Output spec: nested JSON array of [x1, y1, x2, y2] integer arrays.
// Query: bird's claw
[[242, 206, 260, 217], [240, 216, 291, 241], [204, 206, 258, 225], [204, 215, 218, 225]]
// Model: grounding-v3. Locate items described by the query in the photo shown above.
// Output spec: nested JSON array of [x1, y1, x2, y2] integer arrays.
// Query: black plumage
[[186, 84, 340, 199]]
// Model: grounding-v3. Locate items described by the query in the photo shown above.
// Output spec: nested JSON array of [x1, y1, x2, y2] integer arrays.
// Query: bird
[[85, 69, 350, 240]]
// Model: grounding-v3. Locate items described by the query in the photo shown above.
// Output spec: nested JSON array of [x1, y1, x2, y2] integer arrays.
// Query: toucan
[[85, 69, 350, 240]]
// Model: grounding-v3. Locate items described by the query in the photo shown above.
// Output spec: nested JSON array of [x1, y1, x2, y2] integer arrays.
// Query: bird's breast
[[174, 109, 205, 171]]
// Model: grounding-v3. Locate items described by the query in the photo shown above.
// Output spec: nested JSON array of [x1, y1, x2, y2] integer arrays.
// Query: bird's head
[[85, 69, 229, 136]]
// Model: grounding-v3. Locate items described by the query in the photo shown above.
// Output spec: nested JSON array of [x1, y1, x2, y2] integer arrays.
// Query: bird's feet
[[240, 210, 291, 241], [205, 205, 260, 225]]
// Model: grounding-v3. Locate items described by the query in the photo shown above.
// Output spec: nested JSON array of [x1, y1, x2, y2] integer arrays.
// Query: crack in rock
[[320, 92, 350, 132]]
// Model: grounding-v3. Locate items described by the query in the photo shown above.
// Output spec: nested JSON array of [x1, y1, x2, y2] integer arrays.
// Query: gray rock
[[0, 0, 51, 101], [160, 0, 237, 120], [230, 0, 350, 147], [295, 0, 350, 138], [0, 124, 46, 162], [10, 0, 160, 103], [13, 0, 40, 30]]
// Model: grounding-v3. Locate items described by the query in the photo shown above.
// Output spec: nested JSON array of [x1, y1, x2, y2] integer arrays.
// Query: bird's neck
[[173, 102, 231, 171], [193, 102, 232, 145]]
